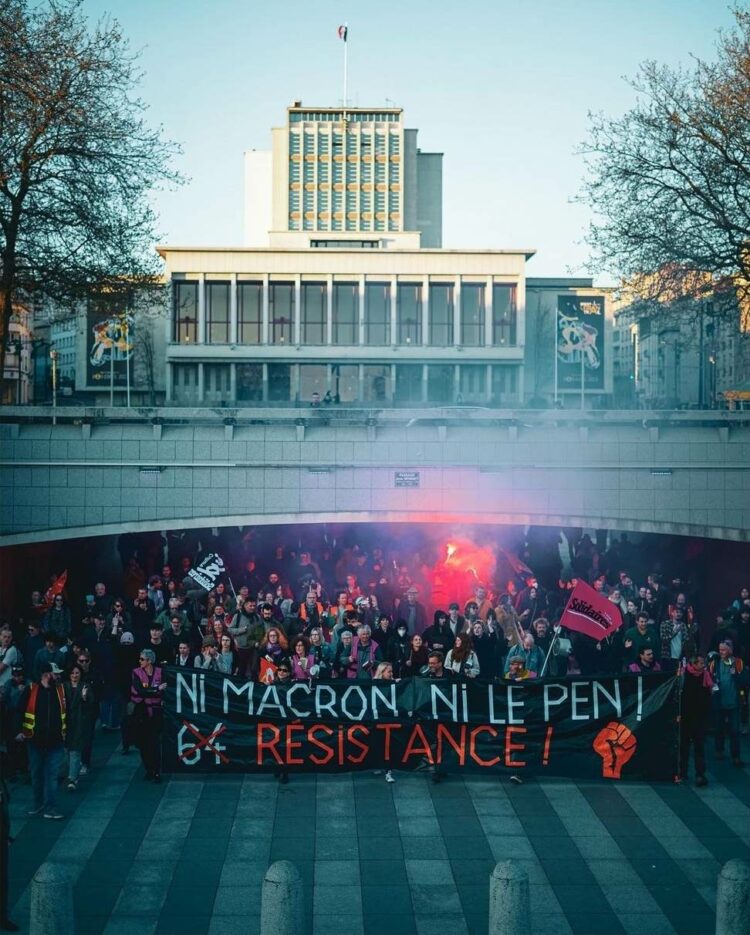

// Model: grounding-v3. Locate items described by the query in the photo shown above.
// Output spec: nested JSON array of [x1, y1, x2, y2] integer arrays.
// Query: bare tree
[[579, 10, 750, 309], [0, 0, 180, 401]]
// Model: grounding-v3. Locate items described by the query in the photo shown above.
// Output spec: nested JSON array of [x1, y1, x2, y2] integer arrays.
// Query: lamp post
[[50, 348, 58, 425]]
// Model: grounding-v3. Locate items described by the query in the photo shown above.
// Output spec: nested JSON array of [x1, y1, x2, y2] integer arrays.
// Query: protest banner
[[163, 671, 678, 781]]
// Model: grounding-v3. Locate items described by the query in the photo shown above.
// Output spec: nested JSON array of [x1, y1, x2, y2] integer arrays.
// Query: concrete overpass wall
[[0, 407, 749, 544]]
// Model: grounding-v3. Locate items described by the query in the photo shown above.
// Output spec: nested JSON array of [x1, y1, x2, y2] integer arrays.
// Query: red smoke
[[428, 537, 497, 612]]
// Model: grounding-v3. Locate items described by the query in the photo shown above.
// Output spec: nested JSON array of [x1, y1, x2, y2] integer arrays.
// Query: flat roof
[[156, 246, 537, 260]]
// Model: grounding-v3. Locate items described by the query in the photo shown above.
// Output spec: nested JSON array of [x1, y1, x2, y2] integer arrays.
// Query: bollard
[[716, 859, 750, 935], [489, 860, 530, 935], [30, 862, 74, 935], [260, 860, 304, 935]]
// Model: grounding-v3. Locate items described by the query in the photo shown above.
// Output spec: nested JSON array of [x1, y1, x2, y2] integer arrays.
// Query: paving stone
[[485, 834, 537, 860], [316, 835, 360, 860], [415, 917, 468, 935], [361, 884, 414, 916], [103, 915, 158, 935], [396, 817, 443, 837], [362, 912, 417, 935], [113, 884, 165, 916], [618, 913, 676, 935], [315, 860, 361, 885], [409, 883, 462, 916], [405, 860, 456, 885], [400, 836, 449, 861], [313, 915, 365, 935], [210, 885, 262, 917], [360, 860, 408, 885], [313, 884, 363, 914]]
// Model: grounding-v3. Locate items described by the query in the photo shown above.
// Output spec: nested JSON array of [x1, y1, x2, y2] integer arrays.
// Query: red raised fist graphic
[[592, 721, 637, 779]]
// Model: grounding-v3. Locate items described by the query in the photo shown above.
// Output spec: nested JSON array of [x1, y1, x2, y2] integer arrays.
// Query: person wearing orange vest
[[18, 662, 67, 821]]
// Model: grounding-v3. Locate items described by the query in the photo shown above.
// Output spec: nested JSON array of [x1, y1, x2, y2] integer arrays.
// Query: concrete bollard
[[30, 862, 74, 935], [261, 860, 304, 935], [716, 859, 750, 935], [489, 860, 530, 935]]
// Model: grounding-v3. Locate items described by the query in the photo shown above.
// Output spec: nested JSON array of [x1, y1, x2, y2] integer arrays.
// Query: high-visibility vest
[[22, 683, 67, 740]]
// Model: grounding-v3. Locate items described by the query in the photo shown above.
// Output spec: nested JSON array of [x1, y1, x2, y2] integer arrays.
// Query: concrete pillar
[[489, 860, 530, 935], [716, 859, 750, 935], [261, 860, 304, 935], [30, 862, 74, 935], [230, 274, 238, 345]]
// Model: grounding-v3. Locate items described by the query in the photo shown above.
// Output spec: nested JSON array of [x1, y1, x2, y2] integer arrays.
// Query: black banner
[[163, 671, 678, 782], [556, 295, 605, 392], [186, 553, 226, 592]]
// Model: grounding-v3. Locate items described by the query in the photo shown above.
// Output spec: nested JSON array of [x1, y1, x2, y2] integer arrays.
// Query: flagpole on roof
[[343, 22, 348, 122]]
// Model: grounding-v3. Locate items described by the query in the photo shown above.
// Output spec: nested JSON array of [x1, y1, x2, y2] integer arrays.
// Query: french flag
[[337, 24, 348, 41]]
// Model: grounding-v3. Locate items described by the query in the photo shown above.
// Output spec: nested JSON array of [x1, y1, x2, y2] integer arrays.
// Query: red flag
[[43, 570, 68, 609], [559, 579, 623, 641], [259, 658, 278, 684], [497, 547, 533, 579]]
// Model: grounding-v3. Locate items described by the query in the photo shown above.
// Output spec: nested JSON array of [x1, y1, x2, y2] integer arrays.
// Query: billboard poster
[[556, 295, 605, 392], [86, 300, 134, 388]]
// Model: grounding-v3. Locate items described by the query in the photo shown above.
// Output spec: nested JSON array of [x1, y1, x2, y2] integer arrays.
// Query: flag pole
[[343, 22, 348, 119], [553, 307, 559, 405]]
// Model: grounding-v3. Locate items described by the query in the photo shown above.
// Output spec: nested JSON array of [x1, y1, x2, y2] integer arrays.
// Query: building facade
[[244, 104, 442, 249]]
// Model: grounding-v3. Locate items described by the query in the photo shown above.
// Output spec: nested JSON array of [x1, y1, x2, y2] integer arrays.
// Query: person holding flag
[[556, 578, 626, 676]]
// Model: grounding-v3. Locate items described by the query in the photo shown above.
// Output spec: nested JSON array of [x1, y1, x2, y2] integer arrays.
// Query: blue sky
[[83, 0, 735, 277]]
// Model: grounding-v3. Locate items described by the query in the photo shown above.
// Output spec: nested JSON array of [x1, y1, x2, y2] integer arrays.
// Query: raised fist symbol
[[593, 721, 637, 779]]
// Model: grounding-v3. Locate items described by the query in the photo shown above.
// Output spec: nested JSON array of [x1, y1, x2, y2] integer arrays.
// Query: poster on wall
[[86, 300, 134, 388], [556, 295, 605, 392]]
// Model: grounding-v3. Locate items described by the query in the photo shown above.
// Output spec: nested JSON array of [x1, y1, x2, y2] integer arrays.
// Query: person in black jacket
[[388, 622, 411, 677], [422, 611, 456, 658], [470, 621, 500, 682], [678, 655, 713, 786]]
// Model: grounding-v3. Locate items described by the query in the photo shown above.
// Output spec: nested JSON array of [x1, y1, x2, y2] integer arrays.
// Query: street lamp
[[50, 348, 58, 425]]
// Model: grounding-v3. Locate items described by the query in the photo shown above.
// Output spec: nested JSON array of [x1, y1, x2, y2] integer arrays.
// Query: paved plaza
[[6, 733, 749, 935]]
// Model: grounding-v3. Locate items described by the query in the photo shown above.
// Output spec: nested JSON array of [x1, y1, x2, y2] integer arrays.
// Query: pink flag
[[559, 579, 623, 641]]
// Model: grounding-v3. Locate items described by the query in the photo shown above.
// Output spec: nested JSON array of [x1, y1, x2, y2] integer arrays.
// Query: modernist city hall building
[[153, 104, 613, 408]]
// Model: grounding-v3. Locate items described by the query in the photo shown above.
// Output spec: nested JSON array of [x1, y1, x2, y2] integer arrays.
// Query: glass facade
[[429, 283, 454, 346], [363, 365, 391, 402], [269, 283, 294, 345], [395, 364, 423, 403], [237, 364, 263, 401], [427, 364, 454, 403], [332, 282, 358, 345], [204, 363, 231, 402], [460, 365, 486, 402], [332, 364, 359, 402], [365, 282, 390, 345], [268, 363, 291, 401], [173, 282, 198, 344], [301, 282, 327, 345], [172, 362, 199, 403], [238, 282, 262, 345], [397, 283, 422, 345], [492, 284, 517, 346], [205, 282, 230, 344], [298, 364, 327, 402], [461, 283, 485, 347]]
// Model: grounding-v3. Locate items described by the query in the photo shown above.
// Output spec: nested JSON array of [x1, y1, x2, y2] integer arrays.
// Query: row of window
[[173, 281, 518, 348], [289, 112, 401, 123], [171, 362, 519, 405]]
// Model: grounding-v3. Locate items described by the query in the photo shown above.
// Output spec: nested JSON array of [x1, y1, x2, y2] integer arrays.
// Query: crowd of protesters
[[0, 528, 748, 821]]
